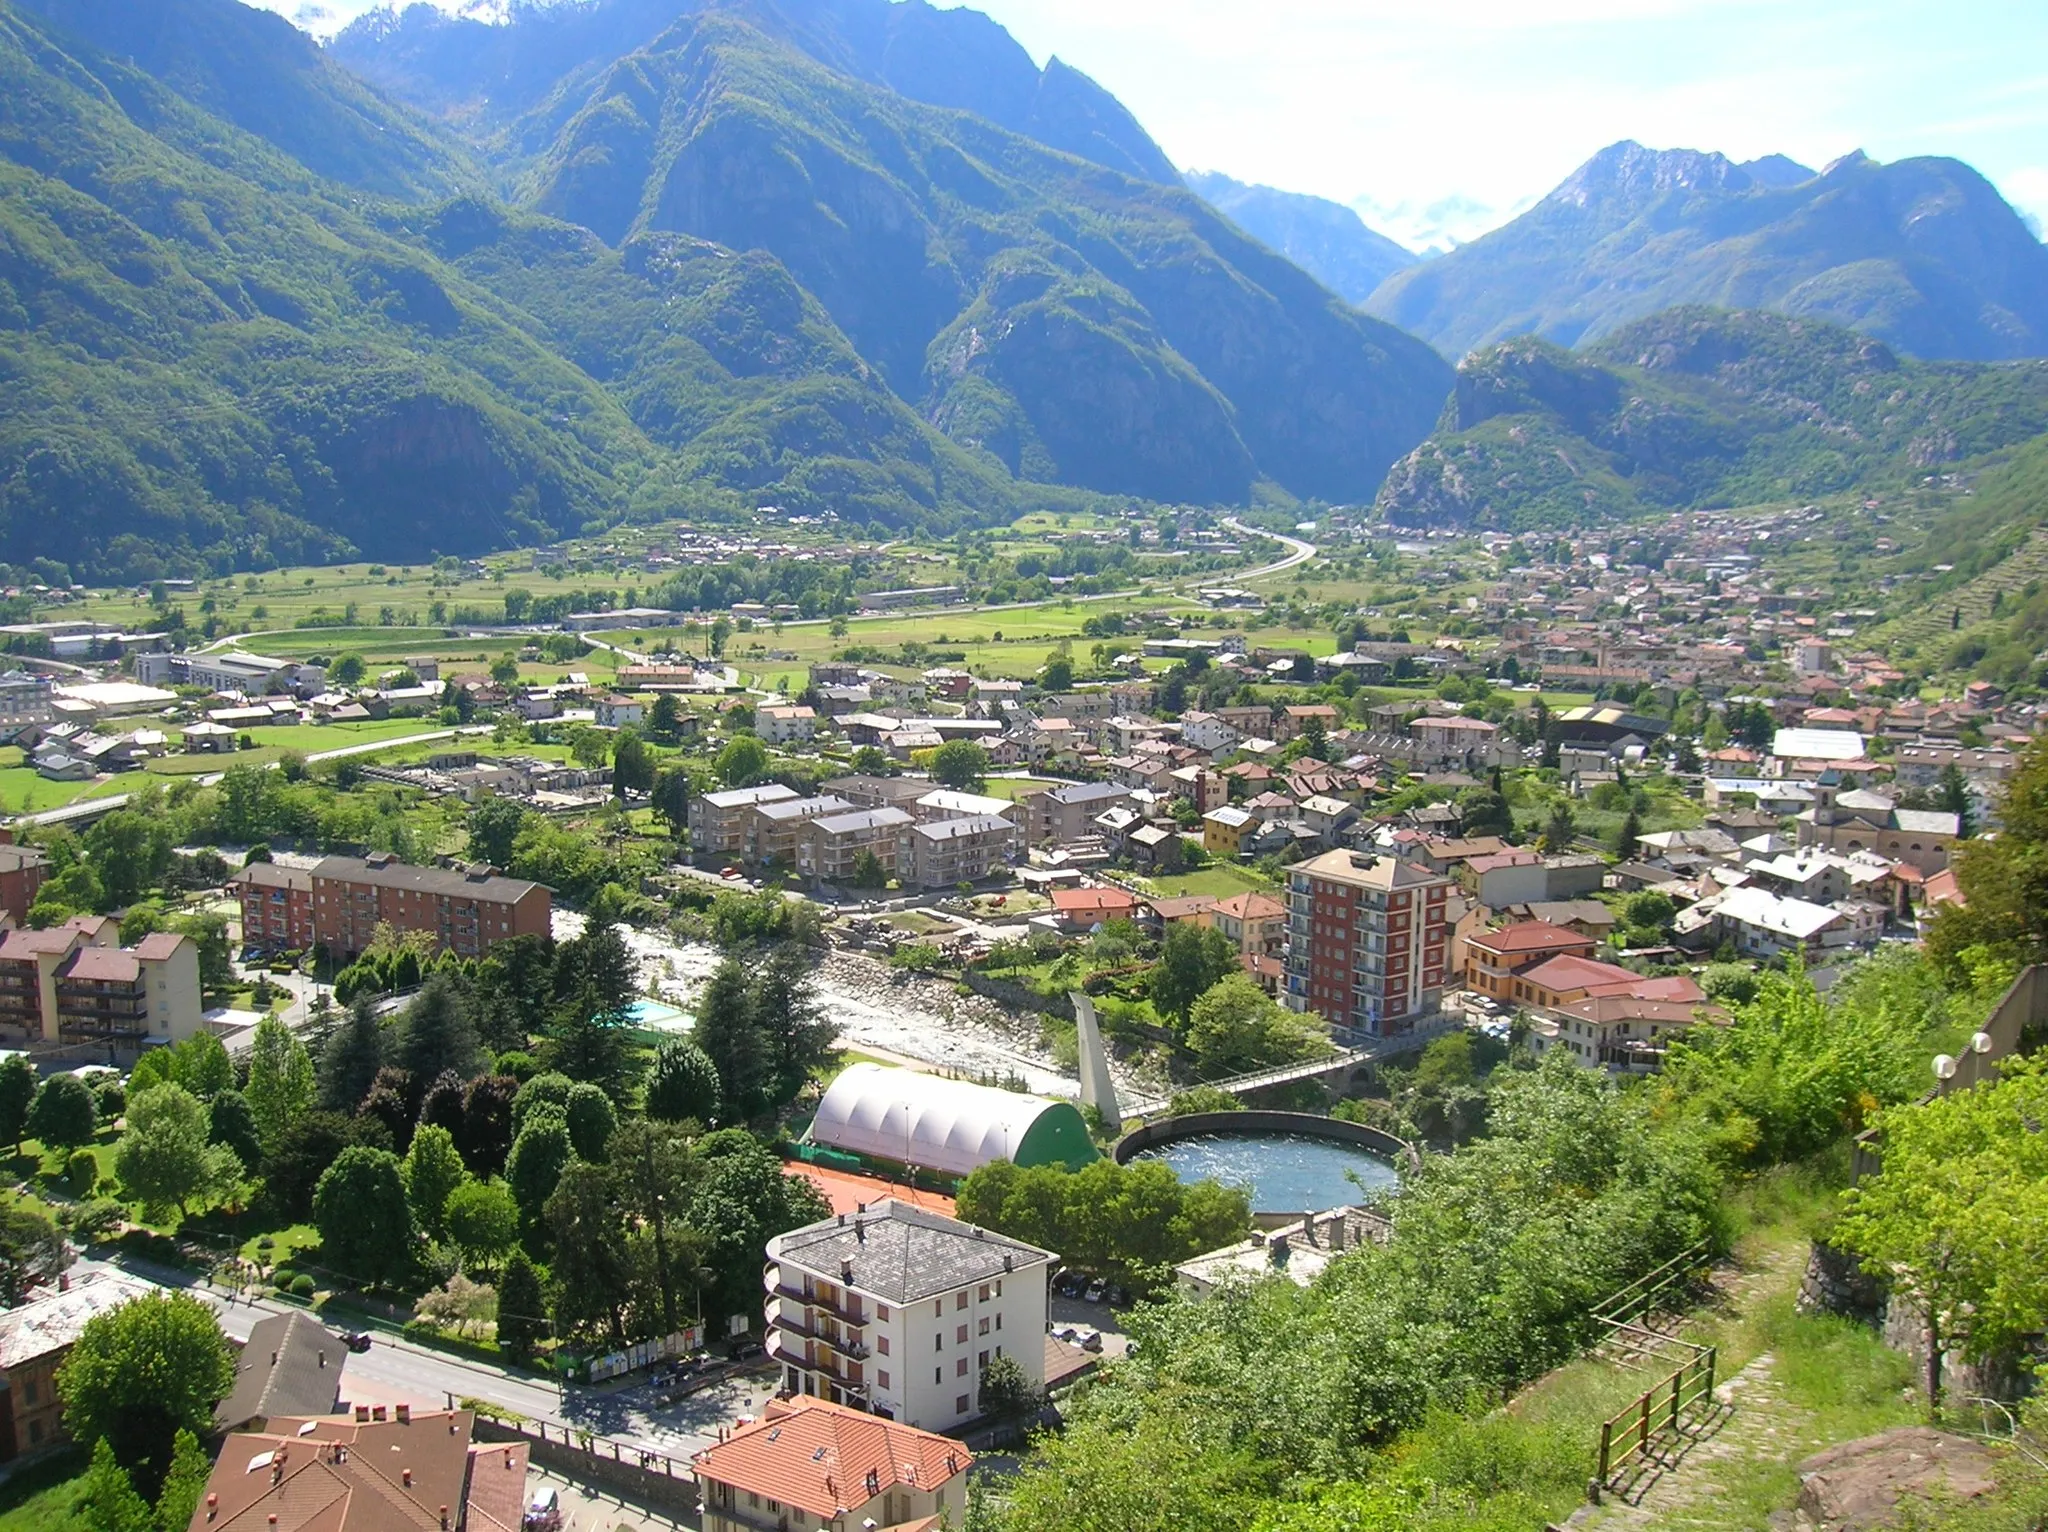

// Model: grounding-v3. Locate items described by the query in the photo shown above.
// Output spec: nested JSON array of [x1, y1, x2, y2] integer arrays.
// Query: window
[[955, 1292, 968, 1310], [21, 1379, 34, 1406], [956, 1357, 968, 1377], [935, 1334, 944, 1352], [978, 1317, 990, 1336], [978, 1350, 989, 1368], [956, 1395, 970, 1416], [877, 1336, 890, 1356], [878, 1304, 890, 1321], [933, 1300, 943, 1319], [934, 1367, 943, 1385], [994, 1313, 1002, 1331], [877, 1370, 890, 1390], [956, 1325, 968, 1344]]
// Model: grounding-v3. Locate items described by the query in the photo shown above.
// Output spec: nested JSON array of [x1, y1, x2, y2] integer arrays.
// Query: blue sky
[[273, 0, 2048, 251]]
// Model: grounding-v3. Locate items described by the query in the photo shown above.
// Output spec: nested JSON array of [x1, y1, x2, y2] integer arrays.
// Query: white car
[[523, 1489, 561, 1532]]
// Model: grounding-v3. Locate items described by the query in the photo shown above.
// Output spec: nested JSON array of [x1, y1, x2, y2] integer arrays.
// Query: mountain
[[13, 0, 483, 199], [1184, 170, 1417, 306], [0, 0, 1039, 578], [345, 3, 1453, 505], [1365, 141, 2048, 363], [1374, 306, 2048, 529], [332, 0, 1179, 183]]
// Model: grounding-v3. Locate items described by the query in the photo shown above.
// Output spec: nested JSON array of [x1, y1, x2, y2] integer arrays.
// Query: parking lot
[[1047, 1284, 1135, 1359]]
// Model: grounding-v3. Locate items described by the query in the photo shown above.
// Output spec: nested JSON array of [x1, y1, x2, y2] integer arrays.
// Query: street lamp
[[1932, 1053, 1957, 1085], [1966, 1029, 1994, 1087]]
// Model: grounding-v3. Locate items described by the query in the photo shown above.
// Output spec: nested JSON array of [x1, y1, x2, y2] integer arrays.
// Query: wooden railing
[[1590, 1241, 1711, 1331], [1593, 1345, 1717, 1495]]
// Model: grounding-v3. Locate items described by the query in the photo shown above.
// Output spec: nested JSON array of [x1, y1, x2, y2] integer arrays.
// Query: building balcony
[[766, 1283, 869, 1328]]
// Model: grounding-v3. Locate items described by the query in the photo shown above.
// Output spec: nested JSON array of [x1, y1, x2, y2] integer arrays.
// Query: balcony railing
[[767, 1284, 868, 1328]]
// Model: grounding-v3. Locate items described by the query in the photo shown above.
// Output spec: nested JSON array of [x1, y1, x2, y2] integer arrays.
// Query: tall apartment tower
[[1284, 850, 1453, 1035]]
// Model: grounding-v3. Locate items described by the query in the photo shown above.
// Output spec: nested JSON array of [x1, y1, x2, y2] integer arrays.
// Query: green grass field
[[1133, 864, 1280, 899]]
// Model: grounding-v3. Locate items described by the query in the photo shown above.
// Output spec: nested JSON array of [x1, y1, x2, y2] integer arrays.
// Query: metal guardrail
[[1590, 1241, 1713, 1331], [1594, 1346, 1717, 1493]]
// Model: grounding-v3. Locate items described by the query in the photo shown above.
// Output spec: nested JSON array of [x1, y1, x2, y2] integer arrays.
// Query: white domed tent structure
[[808, 1064, 1098, 1179]]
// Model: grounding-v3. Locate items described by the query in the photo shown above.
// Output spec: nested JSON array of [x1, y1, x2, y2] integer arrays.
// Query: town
[[0, 499, 2034, 1532]]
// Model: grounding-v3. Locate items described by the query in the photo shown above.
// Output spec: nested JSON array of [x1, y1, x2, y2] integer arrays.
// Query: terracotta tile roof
[[462, 1441, 531, 1532], [1467, 921, 1592, 957], [59, 946, 140, 984], [693, 1398, 970, 1521], [1211, 892, 1284, 921], [1049, 888, 1143, 916], [196, 1410, 499, 1532]]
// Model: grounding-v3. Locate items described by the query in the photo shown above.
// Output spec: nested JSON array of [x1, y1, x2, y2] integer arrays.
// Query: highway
[[1224, 516, 1317, 579]]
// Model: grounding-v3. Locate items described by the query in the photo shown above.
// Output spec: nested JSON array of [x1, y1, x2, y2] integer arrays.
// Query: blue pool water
[[1129, 1132, 1400, 1211], [625, 998, 692, 1033]]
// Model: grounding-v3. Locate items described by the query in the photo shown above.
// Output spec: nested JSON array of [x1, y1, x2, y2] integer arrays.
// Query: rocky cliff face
[[1366, 142, 2048, 362]]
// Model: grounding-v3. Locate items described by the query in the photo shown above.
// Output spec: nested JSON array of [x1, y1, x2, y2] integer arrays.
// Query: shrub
[[71, 1199, 124, 1241], [290, 1273, 316, 1298], [66, 1149, 98, 1196], [273, 1267, 298, 1291]]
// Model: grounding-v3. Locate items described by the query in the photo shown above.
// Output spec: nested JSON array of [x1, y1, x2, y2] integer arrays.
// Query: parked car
[[1105, 1283, 1132, 1308], [1084, 1279, 1107, 1304], [340, 1331, 373, 1354], [1079, 1329, 1105, 1353], [730, 1338, 765, 1361], [523, 1489, 561, 1532]]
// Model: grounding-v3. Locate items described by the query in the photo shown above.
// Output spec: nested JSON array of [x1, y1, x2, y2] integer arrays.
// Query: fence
[[1592, 1346, 1717, 1495], [470, 1413, 700, 1515], [1590, 1242, 1712, 1331]]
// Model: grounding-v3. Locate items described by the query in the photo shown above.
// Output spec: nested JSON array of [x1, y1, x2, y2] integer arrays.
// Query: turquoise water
[[626, 998, 692, 1033], [1130, 1132, 1400, 1211]]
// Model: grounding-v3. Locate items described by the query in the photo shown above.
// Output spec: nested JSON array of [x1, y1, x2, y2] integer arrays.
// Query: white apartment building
[[764, 1201, 1054, 1432]]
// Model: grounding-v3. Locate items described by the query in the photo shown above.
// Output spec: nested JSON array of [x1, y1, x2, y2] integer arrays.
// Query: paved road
[[16, 725, 492, 827], [75, 1252, 777, 1461], [1223, 516, 1317, 580]]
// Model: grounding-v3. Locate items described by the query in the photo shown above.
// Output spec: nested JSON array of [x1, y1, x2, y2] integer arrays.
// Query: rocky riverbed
[[555, 910, 1154, 1102]]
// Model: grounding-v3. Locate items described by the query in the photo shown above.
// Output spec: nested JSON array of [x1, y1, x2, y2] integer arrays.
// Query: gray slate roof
[[771, 1200, 1052, 1304], [215, 1312, 347, 1430]]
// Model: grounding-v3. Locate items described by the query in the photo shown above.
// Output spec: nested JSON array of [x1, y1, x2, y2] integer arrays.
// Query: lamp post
[[1965, 1029, 1994, 1088]]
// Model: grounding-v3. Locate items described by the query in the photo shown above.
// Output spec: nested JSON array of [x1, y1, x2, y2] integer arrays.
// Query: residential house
[[0, 1271, 156, 1458], [1532, 994, 1726, 1074], [695, 1398, 973, 1532], [0, 843, 48, 927], [757, 705, 818, 745], [1024, 783, 1132, 848], [902, 816, 1016, 889], [1463, 920, 1599, 1002], [1048, 887, 1145, 932], [692, 784, 801, 856], [1298, 794, 1359, 846], [1275, 705, 1341, 742], [309, 854, 551, 962], [1125, 824, 1182, 870], [1201, 805, 1255, 859], [231, 863, 315, 952], [191, 1409, 529, 1532], [215, 1312, 348, 1432], [592, 694, 644, 729], [763, 1199, 1053, 1429], [0, 923, 202, 1055], [796, 808, 917, 884], [1206, 892, 1286, 957], [746, 795, 857, 865], [1179, 711, 1241, 755]]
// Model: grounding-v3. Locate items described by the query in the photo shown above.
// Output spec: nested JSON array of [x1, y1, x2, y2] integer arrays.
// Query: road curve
[[1224, 516, 1317, 580]]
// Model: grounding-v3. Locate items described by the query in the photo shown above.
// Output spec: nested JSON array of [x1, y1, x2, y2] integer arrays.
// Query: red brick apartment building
[[1284, 851, 1453, 1035], [0, 841, 48, 927], [233, 854, 550, 962]]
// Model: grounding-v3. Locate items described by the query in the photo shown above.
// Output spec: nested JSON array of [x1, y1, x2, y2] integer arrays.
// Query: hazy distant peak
[[1739, 153, 1816, 188], [1546, 141, 1749, 209], [1824, 148, 1873, 176]]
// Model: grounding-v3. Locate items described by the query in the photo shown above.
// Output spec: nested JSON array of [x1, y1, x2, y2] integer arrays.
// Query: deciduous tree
[[57, 1291, 233, 1474], [403, 1123, 470, 1240], [444, 1178, 519, 1274], [313, 1147, 417, 1290], [116, 1084, 240, 1220], [244, 1015, 315, 1156], [26, 1073, 96, 1152]]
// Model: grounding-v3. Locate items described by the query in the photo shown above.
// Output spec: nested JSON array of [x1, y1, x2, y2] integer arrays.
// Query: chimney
[[318, 1350, 326, 1368], [355, 1406, 369, 1422], [440, 1508, 449, 1530], [396, 1404, 411, 1424], [402, 1469, 413, 1489], [206, 1494, 218, 1522], [855, 1219, 865, 1245], [373, 1406, 387, 1422], [1002, 1254, 1013, 1272], [841, 1258, 853, 1283], [271, 1351, 279, 1365]]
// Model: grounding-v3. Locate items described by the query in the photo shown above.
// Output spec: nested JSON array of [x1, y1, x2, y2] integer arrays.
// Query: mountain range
[[6, 0, 2048, 577], [1365, 141, 2048, 363], [1182, 171, 1416, 307]]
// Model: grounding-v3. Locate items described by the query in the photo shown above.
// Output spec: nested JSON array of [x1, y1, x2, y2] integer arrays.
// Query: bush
[[71, 1199, 124, 1241], [290, 1273, 316, 1298], [273, 1267, 298, 1291], [66, 1149, 98, 1196]]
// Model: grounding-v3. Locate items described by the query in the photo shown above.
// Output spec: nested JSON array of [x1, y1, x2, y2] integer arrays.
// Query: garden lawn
[[1135, 864, 1280, 899], [0, 1448, 90, 1532]]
